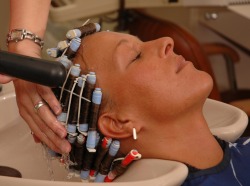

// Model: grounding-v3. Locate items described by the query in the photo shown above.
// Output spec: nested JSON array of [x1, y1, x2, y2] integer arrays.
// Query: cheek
[[173, 69, 213, 110], [127, 67, 212, 118], [122, 66, 175, 113], [181, 69, 213, 95], [126, 65, 169, 95], [109, 60, 212, 119]]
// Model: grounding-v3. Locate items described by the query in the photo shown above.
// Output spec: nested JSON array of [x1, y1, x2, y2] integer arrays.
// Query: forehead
[[78, 32, 124, 72], [83, 31, 139, 49], [83, 31, 126, 45], [80, 31, 137, 66]]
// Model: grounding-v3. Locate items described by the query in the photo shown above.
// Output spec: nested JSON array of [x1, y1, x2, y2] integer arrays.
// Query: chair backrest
[[127, 10, 221, 100]]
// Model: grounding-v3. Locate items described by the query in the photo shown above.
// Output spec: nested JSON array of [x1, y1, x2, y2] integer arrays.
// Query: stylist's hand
[[0, 74, 14, 84], [9, 41, 71, 154], [14, 80, 71, 153]]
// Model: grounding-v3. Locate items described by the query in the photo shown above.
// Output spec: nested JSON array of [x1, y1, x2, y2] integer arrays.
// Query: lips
[[176, 55, 189, 73]]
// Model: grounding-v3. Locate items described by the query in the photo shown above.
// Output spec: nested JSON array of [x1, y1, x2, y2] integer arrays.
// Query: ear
[[98, 112, 139, 139]]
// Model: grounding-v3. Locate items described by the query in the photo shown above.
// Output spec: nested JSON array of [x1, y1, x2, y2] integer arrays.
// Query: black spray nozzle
[[0, 50, 67, 87]]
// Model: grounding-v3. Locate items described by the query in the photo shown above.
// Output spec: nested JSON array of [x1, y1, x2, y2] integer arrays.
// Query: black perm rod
[[0, 50, 67, 87]]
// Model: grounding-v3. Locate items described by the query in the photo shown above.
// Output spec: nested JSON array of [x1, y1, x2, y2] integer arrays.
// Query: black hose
[[0, 50, 66, 87]]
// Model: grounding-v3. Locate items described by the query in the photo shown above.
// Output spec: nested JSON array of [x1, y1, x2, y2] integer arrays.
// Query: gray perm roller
[[56, 55, 73, 71], [86, 88, 102, 151], [52, 55, 73, 100], [95, 140, 120, 182], [78, 72, 96, 135], [57, 64, 81, 123], [67, 133, 77, 167], [57, 40, 69, 51], [80, 133, 100, 181], [67, 75, 85, 134], [65, 37, 81, 59], [66, 23, 101, 39], [46, 47, 62, 58], [90, 137, 112, 177], [74, 134, 86, 171]]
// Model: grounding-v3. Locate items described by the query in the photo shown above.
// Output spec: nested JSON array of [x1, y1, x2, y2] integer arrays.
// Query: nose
[[154, 37, 174, 58]]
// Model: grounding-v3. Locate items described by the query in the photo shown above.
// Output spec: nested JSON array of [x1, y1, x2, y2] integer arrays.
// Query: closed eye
[[132, 52, 141, 62]]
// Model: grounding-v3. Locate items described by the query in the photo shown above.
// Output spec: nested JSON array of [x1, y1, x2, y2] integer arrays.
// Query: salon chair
[[126, 10, 250, 135]]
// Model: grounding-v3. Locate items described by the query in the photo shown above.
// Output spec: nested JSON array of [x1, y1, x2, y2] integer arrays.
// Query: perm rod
[[78, 72, 96, 135], [57, 64, 81, 123], [86, 88, 102, 152], [80, 134, 100, 181], [66, 22, 101, 39], [104, 149, 142, 182], [74, 134, 86, 172], [64, 37, 81, 59], [95, 140, 120, 182], [67, 75, 84, 134], [89, 137, 112, 180]]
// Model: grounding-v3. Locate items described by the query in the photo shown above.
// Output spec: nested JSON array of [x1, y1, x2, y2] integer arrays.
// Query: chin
[[199, 71, 214, 99]]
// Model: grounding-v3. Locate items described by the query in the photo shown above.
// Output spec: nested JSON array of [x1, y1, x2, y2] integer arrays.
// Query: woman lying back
[[61, 30, 250, 185]]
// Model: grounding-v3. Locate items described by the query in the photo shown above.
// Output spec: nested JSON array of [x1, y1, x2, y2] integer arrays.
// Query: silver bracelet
[[6, 29, 44, 49]]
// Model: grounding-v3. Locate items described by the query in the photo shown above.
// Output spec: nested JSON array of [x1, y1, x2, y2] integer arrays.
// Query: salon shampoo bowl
[[203, 98, 248, 142], [0, 83, 248, 186]]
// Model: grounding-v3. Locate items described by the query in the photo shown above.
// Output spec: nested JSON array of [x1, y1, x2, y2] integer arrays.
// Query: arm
[[8, 0, 71, 153], [9, 0, 50, 57], [1, 0, 49, 83]]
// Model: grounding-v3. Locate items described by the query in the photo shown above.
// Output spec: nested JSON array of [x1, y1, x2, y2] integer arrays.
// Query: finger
[[33, 135, 41, 143], [31, 132, 41, 143], [21, 108, 64, 153], [27, 113, 71, 153], [0, 74, 15, 84], [30, 86, 67, 139], [36, 85, 62, 115], [36, 103, 67, 139], [18, 91, 70, 153], [31, 103, 70, 151]]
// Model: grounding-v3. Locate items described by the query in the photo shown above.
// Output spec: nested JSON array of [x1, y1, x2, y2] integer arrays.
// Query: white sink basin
[[0, 83, 188, 186], [0, 82, 248, 186], [203, 98, 248, 142]]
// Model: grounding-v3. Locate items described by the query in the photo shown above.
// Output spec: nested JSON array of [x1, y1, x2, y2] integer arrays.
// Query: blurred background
[[1, 0, 250, 102]]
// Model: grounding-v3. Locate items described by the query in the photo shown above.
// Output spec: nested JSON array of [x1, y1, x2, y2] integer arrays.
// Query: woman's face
[[78, 31, 213, 121]]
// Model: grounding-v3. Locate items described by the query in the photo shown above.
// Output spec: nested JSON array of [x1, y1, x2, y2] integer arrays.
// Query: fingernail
[[61, 142, 71, 153], [53, 106, 61, 115], [57, 128, 67, 138]]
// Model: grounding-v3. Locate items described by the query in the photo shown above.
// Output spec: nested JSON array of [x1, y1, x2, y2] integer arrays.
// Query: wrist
[[7, 29, 44, 49], [8, 40, 42, 58]]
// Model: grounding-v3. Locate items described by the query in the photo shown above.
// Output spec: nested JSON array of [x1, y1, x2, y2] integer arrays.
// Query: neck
[[120, 108, 224, 170]]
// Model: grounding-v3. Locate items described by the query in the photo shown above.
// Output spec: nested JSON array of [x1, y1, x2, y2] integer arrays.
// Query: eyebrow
[[114, 36, 141, 51], [112, 39, 132, 70], [115, 39, 129, 51]]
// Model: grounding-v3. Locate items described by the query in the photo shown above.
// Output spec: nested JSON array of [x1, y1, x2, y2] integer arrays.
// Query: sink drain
[[0, 166, 22, 178]]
